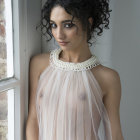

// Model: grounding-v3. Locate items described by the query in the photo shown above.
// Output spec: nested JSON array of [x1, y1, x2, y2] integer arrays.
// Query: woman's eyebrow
[[50, 19, 73, 23]]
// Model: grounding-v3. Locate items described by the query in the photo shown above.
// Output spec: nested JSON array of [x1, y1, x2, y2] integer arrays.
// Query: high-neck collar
[[49, 48, 101, 71]]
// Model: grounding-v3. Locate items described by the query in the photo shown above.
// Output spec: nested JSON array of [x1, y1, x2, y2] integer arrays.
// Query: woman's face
[[50, 6, 88, 51]]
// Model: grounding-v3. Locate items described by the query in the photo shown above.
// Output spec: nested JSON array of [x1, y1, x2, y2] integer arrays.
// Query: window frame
[[0, 0, 42, 139]]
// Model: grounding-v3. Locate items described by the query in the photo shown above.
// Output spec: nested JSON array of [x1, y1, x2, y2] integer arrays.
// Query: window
[[0, 89, 14, 140], [0, 0, 14, 81], [0, 0, 42, 139], [0, 0, 15, 140]]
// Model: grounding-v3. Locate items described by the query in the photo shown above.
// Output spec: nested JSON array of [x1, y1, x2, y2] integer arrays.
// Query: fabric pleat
[[35, 48, 112, 140]]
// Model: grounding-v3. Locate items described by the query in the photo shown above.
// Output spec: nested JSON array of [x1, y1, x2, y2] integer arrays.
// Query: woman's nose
[[56, 27, 65, 39]]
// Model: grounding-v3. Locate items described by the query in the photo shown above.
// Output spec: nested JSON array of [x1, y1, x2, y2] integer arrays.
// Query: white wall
[[11, 0, 42, 139], [15, 0, 42, 139], [111, 0, 140, 139], [25, 0, 42, 126]]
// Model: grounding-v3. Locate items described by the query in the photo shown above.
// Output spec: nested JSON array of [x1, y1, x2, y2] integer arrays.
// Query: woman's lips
[[58, 41, 69, 46]]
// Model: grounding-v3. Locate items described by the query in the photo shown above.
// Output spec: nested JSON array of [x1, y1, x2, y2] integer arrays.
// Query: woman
[[26, 0, 124, 140]]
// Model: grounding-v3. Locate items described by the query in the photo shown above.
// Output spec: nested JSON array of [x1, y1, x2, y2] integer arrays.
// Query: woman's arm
[[26, 55, 41, 140], [103, 69, 124, 140]]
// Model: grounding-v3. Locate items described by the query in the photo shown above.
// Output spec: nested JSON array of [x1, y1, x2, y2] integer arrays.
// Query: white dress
[[36, 48, 112, 140]]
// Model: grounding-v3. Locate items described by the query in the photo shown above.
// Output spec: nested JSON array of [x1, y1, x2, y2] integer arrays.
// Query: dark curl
[[36, 0, 112, 45]]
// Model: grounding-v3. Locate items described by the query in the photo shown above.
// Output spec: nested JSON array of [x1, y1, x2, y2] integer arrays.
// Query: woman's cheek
[[67, 29, 78, 39]]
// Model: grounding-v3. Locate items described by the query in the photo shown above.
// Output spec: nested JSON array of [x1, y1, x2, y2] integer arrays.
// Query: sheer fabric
[[36, 48, 112, 140]]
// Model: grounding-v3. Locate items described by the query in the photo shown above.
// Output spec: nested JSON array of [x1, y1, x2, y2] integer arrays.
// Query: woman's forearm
[[26, 118, 39, 140], [113, 131, 124, 140], [116, 133, 124, 140]]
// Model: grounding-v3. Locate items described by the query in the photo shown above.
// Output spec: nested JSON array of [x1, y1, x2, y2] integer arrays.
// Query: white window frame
[[0, 0, 42, 139]]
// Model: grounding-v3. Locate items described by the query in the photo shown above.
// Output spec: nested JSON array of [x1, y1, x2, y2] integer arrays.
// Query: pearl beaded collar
[[50, 48, 101, 71]]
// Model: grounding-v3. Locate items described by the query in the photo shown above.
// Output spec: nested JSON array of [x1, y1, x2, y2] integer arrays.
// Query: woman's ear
[[88, 17, 93, 27]]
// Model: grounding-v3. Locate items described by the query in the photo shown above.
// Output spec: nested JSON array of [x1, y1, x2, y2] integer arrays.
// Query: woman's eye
[[49, 23, 74, 29], [50, 23, 56, 28], [64, 23, 74, 28]]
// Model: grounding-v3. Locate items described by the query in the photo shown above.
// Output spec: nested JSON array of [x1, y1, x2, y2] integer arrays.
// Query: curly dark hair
[[36, 0, 112, 46]]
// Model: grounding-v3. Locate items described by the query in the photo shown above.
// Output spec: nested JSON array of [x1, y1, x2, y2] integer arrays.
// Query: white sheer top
[[36, 48, 112, 140]]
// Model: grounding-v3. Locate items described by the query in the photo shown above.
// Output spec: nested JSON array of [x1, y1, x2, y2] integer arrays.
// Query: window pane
[[0, 89, 14, 140], [0, 0, 14, 80]]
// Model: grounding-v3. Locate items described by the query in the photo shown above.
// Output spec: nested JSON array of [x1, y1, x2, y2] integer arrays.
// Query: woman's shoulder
[[91, 64, 121, 97], [93, 64, 119, 76], [30, 52, 51, 77]]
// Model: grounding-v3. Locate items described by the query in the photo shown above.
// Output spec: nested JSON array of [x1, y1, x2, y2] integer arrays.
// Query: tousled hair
[[36, 0, 112, 46]]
